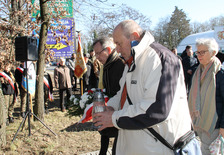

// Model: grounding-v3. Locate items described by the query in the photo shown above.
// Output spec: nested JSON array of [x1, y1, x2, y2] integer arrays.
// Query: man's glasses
[[95, 48, 106, 57], [195, 50, 209, 56]]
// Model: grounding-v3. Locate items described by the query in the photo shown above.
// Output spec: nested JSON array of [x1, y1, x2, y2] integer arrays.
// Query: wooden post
[[81, 78, 83, 95]]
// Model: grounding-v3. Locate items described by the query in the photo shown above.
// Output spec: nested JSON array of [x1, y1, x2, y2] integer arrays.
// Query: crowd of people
[[92, 20, 224, 155], [0, 60, 54, 125], [1, 19, 224, 155]]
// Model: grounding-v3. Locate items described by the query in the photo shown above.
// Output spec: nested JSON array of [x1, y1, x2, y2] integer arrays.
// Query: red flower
[[105, 97, 109, 103], [87, 89, 94, 94]]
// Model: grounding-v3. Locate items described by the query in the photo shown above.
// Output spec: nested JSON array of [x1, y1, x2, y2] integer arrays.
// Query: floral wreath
[[67, 88, 109, 123]]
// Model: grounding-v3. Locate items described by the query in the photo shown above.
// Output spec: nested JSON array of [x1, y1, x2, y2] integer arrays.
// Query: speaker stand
[[12, 61, 57, 143]]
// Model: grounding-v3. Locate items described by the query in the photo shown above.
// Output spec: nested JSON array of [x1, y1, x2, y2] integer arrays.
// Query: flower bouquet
[[67, 88, 109, 123]]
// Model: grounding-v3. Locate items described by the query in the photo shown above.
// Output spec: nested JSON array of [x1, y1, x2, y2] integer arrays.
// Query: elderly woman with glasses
[[188, 38, 224, 155]]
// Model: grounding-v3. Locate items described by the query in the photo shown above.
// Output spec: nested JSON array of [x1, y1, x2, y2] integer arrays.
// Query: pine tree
[[166, 6, 192, 49]]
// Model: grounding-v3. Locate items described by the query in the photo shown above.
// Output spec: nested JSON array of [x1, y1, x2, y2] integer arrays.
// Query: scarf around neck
[[188, 56, 221, 135], [104, 51, 119, 69]]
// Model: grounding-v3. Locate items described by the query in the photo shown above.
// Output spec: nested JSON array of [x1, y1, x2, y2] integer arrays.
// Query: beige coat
[[54, 65, 72, 89]]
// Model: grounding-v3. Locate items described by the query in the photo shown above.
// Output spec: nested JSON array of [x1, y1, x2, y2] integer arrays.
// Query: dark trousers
[[99, 127, 118, 155], [99, 135, 117, 155], [74, 76, 77, 88], [59, 88, 72, 110], [20, 88, 27, 113]]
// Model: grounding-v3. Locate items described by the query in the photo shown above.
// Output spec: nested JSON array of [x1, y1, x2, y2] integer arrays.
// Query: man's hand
[[92, 108, 114, 131]]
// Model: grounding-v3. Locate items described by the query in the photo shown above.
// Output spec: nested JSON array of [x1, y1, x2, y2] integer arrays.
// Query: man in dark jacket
[[43, 67, 53, 114], [14, 61, 27, 118], [181, 45, 192, 59], [93, 37, 125, 155], [0, 61, 16, 123], [67, 53, 78, 91], [89, 50, 102, 89], [182, 48, 198, 92]]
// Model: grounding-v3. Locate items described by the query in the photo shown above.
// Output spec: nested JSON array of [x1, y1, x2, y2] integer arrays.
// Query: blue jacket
[[215, 68, 224, 129]]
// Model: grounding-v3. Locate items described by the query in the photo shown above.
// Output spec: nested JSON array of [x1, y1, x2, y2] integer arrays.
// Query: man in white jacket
[[93, 20, 193, 155]]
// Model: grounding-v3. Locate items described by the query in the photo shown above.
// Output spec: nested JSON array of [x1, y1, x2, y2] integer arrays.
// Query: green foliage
[[154, 6, 191, 50], [83, 44, 87, 54], [166, 6, 191, 49], [87, 41, 93, 52], [93, 30, 98, 40]]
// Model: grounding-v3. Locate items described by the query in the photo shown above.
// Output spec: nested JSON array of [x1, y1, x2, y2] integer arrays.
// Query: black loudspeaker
[[15, 36, 38, 61]]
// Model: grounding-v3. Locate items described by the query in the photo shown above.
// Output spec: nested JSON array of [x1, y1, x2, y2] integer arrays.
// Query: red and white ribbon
[[43, 77, 54, 101]]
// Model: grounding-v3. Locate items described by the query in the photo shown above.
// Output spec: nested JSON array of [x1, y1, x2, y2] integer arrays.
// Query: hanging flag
[[74, 33, 87, 79]]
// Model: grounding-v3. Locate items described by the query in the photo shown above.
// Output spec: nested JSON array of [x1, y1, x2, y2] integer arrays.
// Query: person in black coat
[[0, 61, 16, 123], [83, 53, 92, 92], [93, 37, 125, 155], [88, 50, 102, 89], [181, 45, 192, 59], [182, 49, 198, 92], [43, 67, 53, 114], [14, 61, 27, 118]]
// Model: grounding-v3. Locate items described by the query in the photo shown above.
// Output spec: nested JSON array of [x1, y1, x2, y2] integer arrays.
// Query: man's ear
[[131, 32, 140, 41], [106, 47, 111, 54]]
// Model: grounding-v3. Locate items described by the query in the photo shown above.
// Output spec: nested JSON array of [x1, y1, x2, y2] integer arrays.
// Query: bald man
[[93, 20, 199, 154]]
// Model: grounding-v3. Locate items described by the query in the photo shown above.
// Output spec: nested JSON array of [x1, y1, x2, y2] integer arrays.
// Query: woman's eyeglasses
[[195, 50, 209, 56]]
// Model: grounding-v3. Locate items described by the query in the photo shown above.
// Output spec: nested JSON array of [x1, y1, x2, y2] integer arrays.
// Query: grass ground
[[0, 88, 114, 155]]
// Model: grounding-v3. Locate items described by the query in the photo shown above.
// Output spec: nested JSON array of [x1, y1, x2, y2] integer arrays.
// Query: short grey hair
[[93, 37, 115, 50], [196, 38, 219, 55], [118, 20, 143, 39]]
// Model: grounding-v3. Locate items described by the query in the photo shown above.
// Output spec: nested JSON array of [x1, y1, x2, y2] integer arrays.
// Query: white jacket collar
[[132, 31, 155, 61]]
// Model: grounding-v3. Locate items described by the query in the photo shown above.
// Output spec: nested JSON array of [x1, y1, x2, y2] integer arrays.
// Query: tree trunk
[[0, 83, 6, 147], [11, 0, 18, 25], [10, 0, 18, 59], [34, 0, 49, 120], [18, 0, 25, 36]]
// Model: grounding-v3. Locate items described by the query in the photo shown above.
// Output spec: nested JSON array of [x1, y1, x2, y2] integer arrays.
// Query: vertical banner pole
[[81, 78, 83, 95]]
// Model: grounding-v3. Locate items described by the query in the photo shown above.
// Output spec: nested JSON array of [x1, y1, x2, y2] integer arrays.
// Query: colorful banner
[[45, 18, 75, 59], [32, 18, 75, 59], [74, 33, 87, 78], [31, 0, 73, 18]]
